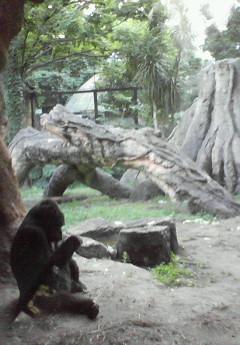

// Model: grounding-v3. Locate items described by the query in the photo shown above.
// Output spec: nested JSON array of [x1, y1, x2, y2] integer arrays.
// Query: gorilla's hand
[[52, 236, 82, 267]]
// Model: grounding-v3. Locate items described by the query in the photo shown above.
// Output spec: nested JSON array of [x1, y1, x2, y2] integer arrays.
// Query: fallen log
[[9, 104, 240, 218], [8, 127, 132, 199], [37, 104, 240, 218], [44, 165, 132, 199]]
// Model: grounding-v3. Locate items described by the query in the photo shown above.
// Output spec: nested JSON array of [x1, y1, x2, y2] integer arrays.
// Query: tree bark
[[169, 58, 240, 194], [0, 136, 25, 280], [0, 0, 45, 280], [8, 127, 132, 198], [44, 164, 132, 199], [11, 103, 240, 218], [4, 48, 26, 142]]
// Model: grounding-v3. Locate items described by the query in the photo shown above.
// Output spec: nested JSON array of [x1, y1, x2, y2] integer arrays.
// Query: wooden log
[[39, 104, 240, 218]]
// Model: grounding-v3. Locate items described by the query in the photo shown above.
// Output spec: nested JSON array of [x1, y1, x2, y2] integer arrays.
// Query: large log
[[37, 104, 240, 218], [44, 165, 132, 199], [8, 127, 132, 199], [9, 104, 240, 218]]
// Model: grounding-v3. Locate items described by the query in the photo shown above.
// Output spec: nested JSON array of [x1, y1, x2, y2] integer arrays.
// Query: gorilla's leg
[[69, 259, 87, 293], [34, 293, 99, 319]]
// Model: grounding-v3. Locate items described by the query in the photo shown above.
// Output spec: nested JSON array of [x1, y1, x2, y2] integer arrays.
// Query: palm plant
[[132, 2, 178, 133]]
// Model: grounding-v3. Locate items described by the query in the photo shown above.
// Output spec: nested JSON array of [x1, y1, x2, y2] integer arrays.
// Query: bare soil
[[1, 216, 240, 345]]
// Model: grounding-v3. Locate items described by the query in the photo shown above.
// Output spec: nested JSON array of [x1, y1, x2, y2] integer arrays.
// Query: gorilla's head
[[23, 199, 65, 242]]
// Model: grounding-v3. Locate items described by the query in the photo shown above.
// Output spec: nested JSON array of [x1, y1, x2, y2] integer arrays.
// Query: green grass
[[21, 186, 215, 230], [58, 196, 177, 230], [21, 187, 44, 200], [151, 253, 194, 287]]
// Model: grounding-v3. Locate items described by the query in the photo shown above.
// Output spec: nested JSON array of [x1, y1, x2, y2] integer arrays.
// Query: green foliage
[[177, 56, 202, 111], [203, 5, 240, 59], [98, 1, 198, 128], [4, 45, 26, 142], [122, 251, 131, 264], [151, 253, 194, 286], [5, 0, 202, 136], [28, 165, 57, 188]]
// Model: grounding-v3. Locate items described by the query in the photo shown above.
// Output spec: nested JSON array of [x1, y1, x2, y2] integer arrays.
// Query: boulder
[[67, 217, 123, 241], [68, 217, 177, 266], [120, 168, 147, 186], [116, 224, 178, 267], [120, 169, 164, 200], [76, 237, 114, 259], [67, 217, 176, 242], [129, 179, 164, 201]]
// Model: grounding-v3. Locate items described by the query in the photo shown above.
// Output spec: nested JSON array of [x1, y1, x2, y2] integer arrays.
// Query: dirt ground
[[1, 216, 240, 345]]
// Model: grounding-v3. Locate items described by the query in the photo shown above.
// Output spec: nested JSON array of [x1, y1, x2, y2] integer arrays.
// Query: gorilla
[[9, 199, 99, 322]]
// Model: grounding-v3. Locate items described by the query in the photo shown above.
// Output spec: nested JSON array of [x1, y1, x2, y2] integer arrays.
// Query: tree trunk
[[44, 164, 132, 199], [10, 104, 240, 218], [0, 74, 7, 137], [0, 0, 39, 281], [0, 136, 25, 280], [4, 47, 26, 142], [168, 58, 240, 194], [152, 101, 158, 131]]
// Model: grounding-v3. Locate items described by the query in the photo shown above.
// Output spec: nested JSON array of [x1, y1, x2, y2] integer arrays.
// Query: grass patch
[[21, 185, 99, 202], [21, 186, 215, 230], [21, 187, 44, 200], [58, 196, 178, 230], [151, 253, 194, 287]]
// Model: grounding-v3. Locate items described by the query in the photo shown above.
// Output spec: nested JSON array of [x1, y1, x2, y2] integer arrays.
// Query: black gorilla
[[9, 199, 99, 321]]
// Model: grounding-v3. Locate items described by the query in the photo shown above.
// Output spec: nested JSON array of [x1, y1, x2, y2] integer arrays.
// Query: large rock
[[68, 217, 176, 240], [120, 168, 147, 186], [129, 179, 164, 201], [68, 217, 177, 265], [120, 168, 164, 201], [76, 237, 115, 259], [67, 217, 123, 241], [116, 224, 178, 267]]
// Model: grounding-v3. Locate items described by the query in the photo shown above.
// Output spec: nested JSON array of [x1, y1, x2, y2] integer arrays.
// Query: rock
[[129, 179, 164, 201], [120, 169, 164, 200], [67, 217, 121, 240], [76, 237, 114, 259], [120, 168, 147, 186], [116, 224, 178, 267], [68, 217, 177, 265], [68, 217, 176, 241]]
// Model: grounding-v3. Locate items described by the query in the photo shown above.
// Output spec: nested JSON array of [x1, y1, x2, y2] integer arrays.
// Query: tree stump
[[169, 58, 240, 194], [116, 223, 178, 267]]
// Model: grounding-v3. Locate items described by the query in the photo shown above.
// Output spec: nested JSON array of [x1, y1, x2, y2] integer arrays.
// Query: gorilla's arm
[[50, 236, 81, 268], [11, 225, 81, 295], [9, 199, 98, 322], [10, 226, 81, 321]]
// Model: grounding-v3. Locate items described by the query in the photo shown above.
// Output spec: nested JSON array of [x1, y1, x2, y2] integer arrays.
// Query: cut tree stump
[[115, 223, 178, 267]]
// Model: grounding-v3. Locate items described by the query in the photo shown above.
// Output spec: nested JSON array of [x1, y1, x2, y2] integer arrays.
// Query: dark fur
[[9, 199, 99, 320]]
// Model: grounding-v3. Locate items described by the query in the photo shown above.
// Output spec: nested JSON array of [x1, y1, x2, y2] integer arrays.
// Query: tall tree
[[0, 0, 44, 280], [3, 0, 158, 137], [203, 5, 240, 60]]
